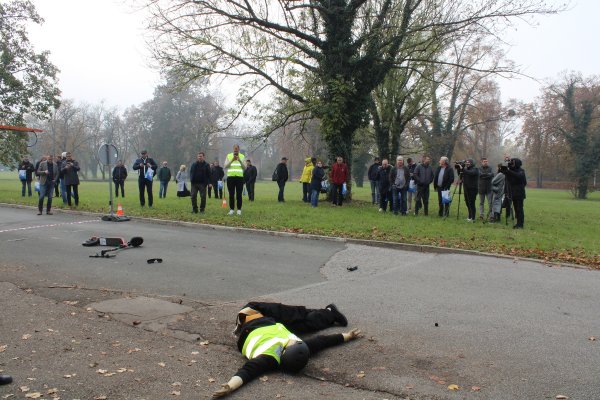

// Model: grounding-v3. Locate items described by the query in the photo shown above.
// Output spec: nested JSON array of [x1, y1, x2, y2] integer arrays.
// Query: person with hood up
[[212, 302, 360, 398], [299, 157, 315, 203], [489, 163, 505, 223]]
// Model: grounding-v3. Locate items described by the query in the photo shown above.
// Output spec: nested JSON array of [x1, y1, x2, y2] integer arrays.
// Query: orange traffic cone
[[221, 197, 227, 208], [116, 203, 124, 216]]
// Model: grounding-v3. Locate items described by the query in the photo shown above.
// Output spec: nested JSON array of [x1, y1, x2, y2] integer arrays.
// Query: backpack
[[272, 168, 278, 181]]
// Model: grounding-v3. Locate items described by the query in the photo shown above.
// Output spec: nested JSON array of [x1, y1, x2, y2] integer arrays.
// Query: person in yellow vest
[[300, 157, 315, 203], [213, 302, 360, 398], [224, 144, 246, 215]]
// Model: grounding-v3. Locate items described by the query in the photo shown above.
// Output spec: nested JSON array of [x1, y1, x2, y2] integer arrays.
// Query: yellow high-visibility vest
[[242, 323, 300, 363], [226, 153, 245, 177]]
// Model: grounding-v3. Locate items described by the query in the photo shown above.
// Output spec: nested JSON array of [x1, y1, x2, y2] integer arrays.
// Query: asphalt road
[[1, 205, 599, 399]]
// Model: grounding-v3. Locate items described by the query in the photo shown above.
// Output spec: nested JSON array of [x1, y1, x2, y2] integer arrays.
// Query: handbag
[[145, 167, 154, 181], [342, 182, 348, 196], [19, 170, 27, 181], [441, 190, 452, 204], [34, 181, 40, 192], [217, 180, 223, 190]]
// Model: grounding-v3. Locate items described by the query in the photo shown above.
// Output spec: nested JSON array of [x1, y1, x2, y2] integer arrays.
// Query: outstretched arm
[[213, 355, 278, 398]]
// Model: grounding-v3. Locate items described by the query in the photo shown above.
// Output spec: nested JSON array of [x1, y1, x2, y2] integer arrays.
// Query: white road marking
[[0, 219, 97, 234]]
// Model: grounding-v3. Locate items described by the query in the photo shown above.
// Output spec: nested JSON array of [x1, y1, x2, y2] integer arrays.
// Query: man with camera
[[500, 157, 527, 229], [456, 159, 479, 222]]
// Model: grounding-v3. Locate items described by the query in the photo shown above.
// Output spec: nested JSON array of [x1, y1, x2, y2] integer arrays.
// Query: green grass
[[1, 171, 599, 267]]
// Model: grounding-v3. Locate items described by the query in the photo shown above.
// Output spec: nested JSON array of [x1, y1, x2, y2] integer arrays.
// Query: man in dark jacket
[[157, 161, 172, 198], [61, 152, 81, 207], [244, 159, 258, 201], [189, 152, 212, 214], [36, 155, 59, 215], [503, 157, 527, 229], [132, 150, 158, 207], [367, 157, 381, 205], [112, 160, 128, 198], [275, 157, 289, 202], [18, 156, 35, 197], [210, 161, 225, 199], [376, 159, 392, 212], [457, 159, 479, 222], [413, 155, 434, 216], [213, 302, 359, 398], [390, 156, 410, 215], [310, 160, 325, 207], [434, 156, 455, 217], [478, 157, 494, 220]]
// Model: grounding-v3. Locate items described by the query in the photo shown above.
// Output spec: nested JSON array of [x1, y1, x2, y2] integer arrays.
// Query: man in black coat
[[376, 159, 392, 212], [132, 150, 158, 207], [503, 157, 527, 229], [275, 157, 289, 202], [210, 161, 225, 199], [478, 157, 494, 220], [18, 156, 35, 197], [413, 155, 434, 216], [189, 152, 212, 213], [457, 159, 479, 222], [112, 160, 128, 198], [433, 156, 455, 217], [244, 159, 258, 201], [367, 157, 381, 205]]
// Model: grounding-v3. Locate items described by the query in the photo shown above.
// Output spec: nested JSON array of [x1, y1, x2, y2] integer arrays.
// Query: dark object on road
[[0, 374, 13, 385], [147, 258, 163, 264], [89, 237, 144, 258], [347, 266, 358, 271], [435, 322, 439, 327], [82, 236, 126, 247]]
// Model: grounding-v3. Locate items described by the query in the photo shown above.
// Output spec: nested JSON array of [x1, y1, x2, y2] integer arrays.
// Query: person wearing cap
[[274, 157, 289, 202], [224, 144, 246, 215], [213, 302, 360, 398], [132, 150, 158, 207], [299, 157, 315, 203]]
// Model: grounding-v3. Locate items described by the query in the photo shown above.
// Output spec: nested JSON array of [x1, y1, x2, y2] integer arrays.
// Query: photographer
[[502, 157, 527, 229], [456, 159, 479, 222]]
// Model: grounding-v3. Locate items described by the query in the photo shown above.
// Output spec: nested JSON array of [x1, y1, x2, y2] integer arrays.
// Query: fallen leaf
[[472, 386, 481, 391], [0, 345, 7, 353], [117, 368, 127, 373], [276, 395, 283, 398], [94, 396, 107, 400], [448, 384, 459, 390], [158, 362, 166, 367], [356, 371, 365, 378], [104, 373, 115, 377], [171, 382, 181, 387], [25, 393, 42, 399], [21, 334, 32, 340], [405, 384, 414, 389], [556, 396, 569, 400], [47, 388, 58, 395], [199, 341, 209, 346], [127, 348, 141, 353], [2, 395, 15, 399], [97, 369, 108, 374], [259, 376, 269, 382], [191, 351, 199, 355], [170, 391, 180, 396], [589, 337, 596, 341], [208, 378, 216, 383], [63, 300, 78, 305], [19, 386, 30, 392]]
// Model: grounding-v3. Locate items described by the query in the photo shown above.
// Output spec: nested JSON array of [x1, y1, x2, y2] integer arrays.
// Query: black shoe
[[513, 225, 523, 229], [326, 303, 348, 327], [0, 374, 12, 385]]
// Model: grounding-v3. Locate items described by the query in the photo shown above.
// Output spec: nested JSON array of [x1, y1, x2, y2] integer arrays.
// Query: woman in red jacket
[[330, 156, 348, 206]]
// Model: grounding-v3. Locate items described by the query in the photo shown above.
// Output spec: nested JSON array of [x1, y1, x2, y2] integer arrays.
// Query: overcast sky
[[27, 0, 600, 110]]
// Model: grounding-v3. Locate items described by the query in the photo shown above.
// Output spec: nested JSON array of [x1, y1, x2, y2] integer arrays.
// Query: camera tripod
[[452, 178, 463, 220], [503, 183, 515, 226]]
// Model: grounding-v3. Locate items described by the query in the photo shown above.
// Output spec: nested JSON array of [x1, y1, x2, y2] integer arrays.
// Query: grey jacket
[[413, 163, 434, 187], [37, 160, 60, 185], [491, 172, 505, 214]]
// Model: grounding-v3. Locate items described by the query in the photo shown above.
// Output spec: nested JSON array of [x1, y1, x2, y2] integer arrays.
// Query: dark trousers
[[513, 198, 525, 227], [392, 186, 408, 215], [21, 180, 32, 197], [437, 189, 450, 217], [114, 180, 125, 197], [302, 182, 310, 202], [138, 177, 153, 207], [415, 185, 430, 215], [370, 180, 379, 204], [38, 181, 54, 212], [464, 187, 477, 220], [277, 181, 286, 202], [379, 188, 391, 211], [332, 183, 344, 206], [227, 176, 244, 210], [244, 302, 337, 335], [54, 178, 60, 197], [191, 183, 207, 212], [210, 182, 223, 199], [66, 184, 79, 206], [246, 181, 255, 201]]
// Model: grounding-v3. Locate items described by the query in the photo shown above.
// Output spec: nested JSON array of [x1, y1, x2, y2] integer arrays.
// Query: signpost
[[97, 144, 129, 222]]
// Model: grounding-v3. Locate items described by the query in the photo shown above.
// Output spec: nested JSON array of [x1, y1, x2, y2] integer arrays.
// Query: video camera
[[499, 158, 515, 173], [454, 160, 466, 175]]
